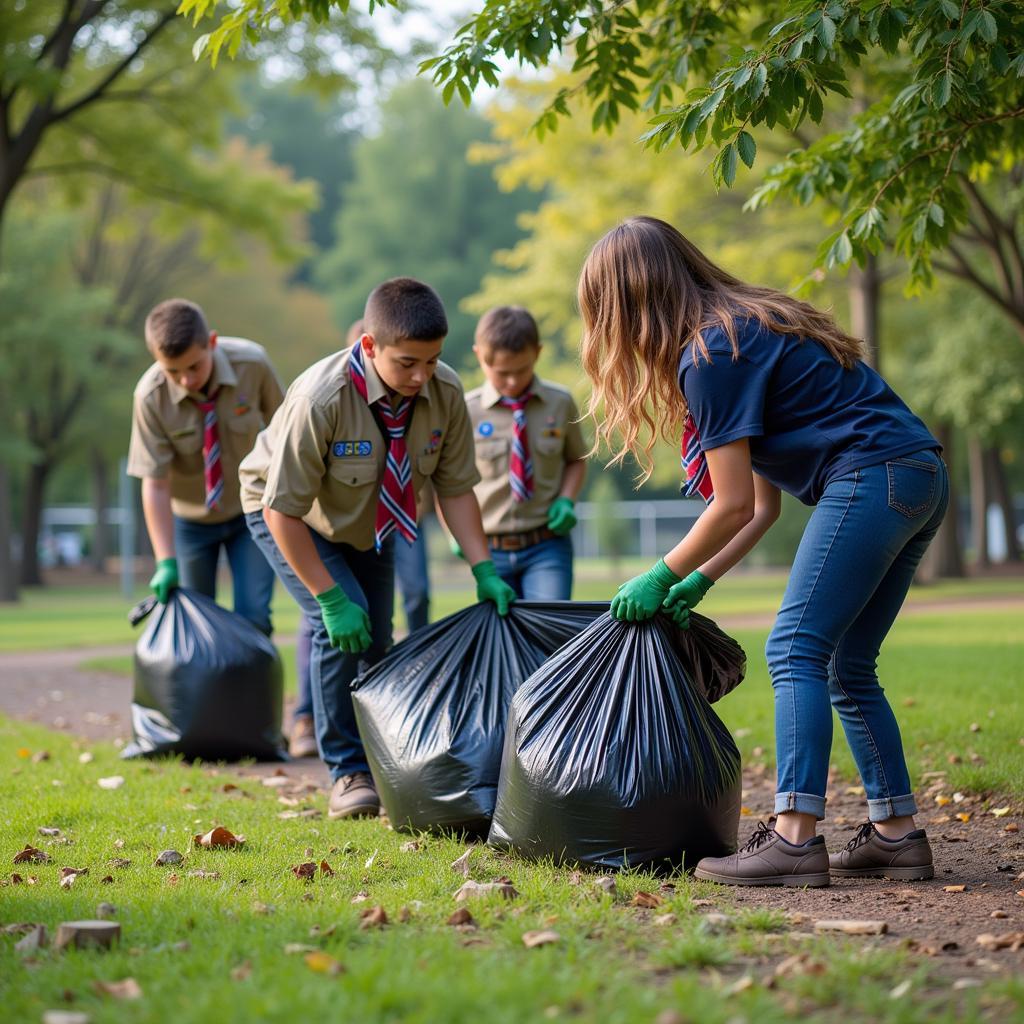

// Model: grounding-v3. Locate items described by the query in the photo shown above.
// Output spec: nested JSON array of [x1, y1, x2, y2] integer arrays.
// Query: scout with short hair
[[463, 305, 587, 599], [240, 277, 516, 819], [127, 298, 284, 632]]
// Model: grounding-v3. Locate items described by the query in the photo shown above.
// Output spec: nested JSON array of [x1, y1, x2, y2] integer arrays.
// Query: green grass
[[2, 720, 1021, 1024], [1, 567, 1021, 653]]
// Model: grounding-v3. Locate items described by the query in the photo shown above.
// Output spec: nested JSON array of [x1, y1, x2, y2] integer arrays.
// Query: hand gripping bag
[[122, 589, 286, 761], [352, 600, 607, 836], [488, 611, 744, 871]]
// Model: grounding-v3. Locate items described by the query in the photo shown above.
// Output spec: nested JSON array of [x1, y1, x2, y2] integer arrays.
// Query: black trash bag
[[121, 589, 286, 761], [488, 611, 744, 871], [352, 600, 608, 836]]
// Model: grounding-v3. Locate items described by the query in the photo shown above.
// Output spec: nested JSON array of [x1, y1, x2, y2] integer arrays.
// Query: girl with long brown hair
[[579, 216, 947, 887]]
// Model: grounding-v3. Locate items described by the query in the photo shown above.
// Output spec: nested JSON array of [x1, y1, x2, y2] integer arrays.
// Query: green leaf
[[928, 202, 945, 227], [732, 65, 752, 88], [737, 130, 757, 167], [939, 0, 960, 20], [933, 70, 952, 106], [721, 143, 738, 186], [749, 63, 768, 99], [698, 87, 727, 121], [978, 10, 997, 43], [817, 15, 837, 49]]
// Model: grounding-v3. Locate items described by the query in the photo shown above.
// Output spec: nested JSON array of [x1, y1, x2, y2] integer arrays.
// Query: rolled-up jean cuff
[[774, 791, 827, 821], [867, 794, 918, 822]]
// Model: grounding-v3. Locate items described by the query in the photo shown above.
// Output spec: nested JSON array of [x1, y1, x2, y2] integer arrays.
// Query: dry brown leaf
[[13, 845, 50, 864], [304, 951, 343, 976], [955, 812, 971, 823], [522, 930, 560, 948], [13, 924, 48, 953], [97, 776, 124, 790], [309, 923, 336, 939], [934, 795, 951, 807], [220, 783, 239, 793], [568, 870, 583, 885], [262, 776, 291, 788], [108, 858, 131, 869], [32, 750, 51, 763], [93, 978, 142, 1000], [454, 879, 518, 902], [10, 873, 24, 884], [291, 862, 317, 880], [230, 961, 252, 982], [304, 847, 314, 857], [630, 891, 664, 909], [61, 867, 88, 878], [653, 913, 678, 927], [991, 807, 1011, 817], [187, 869, 220, 880], [814, 919, 888, 935], [450, 850, 473, 876], [975, 932, 1024, 951], [283, 943, 317, 955], [96, 902, 117, 919], [398, 906, 412, 923], [252, 901, 275, 915], [399, 841, 421, 853], [193, 827, 244, 849], [277, 809, 322, 820], [113, 839, 125, 849], [359, 905, 388, 930], [38, 827, 62, 837], [594, 876, 617, 896], [447, 908, 476, 928], [350, 891, 370, 904], [774, 954, 827, 979], [319, 860, 334, 877], [1005, 823, 1019, 833], [154, 850, 182, 866], [100, 875, 114, 884], [943, 885, 967, 893]]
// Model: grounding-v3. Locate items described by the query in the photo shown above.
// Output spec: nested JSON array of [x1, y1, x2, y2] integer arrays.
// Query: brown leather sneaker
[[328, 772, 380, 819], [829, 821, 934, 880], [694, 820, 831, 887], [288, 715, 319, 759]]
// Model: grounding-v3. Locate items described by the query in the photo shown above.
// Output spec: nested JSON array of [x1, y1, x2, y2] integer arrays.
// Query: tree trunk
[[984, 445, 1021, 562], [967, 435, 990, 568], [19, 460, 49, 586], [917, 423, 964, 581], [91, 448, 110, 573], [849, 251, 882, 371], [0, 461, 18, 602]]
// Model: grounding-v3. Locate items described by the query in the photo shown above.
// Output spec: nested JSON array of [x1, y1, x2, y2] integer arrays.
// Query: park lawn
[[79, 606, 1024, 798], [1, 568, 1022, 653], [2, 718, 1022, 1024]]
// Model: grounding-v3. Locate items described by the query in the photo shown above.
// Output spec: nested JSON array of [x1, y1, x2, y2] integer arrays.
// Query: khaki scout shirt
[[239, 345, 480, 549], [127, 338, 284, 524], [465, 377, 588, 535]]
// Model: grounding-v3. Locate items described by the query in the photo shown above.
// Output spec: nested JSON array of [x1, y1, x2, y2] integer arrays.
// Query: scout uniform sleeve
[[126, 392, 173, 480], [562, 394, 589, 462], [261, 395, 334, 517], [432, 386, 482, 497], [258, 358, 285, 421]]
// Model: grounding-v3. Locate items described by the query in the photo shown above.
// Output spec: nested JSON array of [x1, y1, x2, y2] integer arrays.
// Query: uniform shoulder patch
[[332, 440, 373, 457]]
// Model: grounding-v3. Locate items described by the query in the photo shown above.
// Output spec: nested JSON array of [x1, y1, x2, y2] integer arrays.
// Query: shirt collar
[[480, 377, 544, 410], [352, 343, 434, 406], [166, 345, 237, 405]]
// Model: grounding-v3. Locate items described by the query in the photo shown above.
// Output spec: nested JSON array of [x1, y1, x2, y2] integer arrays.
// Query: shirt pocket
[[417, 451, 440, 477], [223, 411, 262, 450], [532, 434, 564, 474], [328, 458, 379, 489], [475, 438, 509, 479], [169, 426, 203, 457], [886, 455, 937, 518]]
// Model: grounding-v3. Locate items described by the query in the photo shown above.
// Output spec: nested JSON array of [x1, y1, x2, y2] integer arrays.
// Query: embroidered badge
[[478, 422, 494, 437], [423, 428, 443, 455], [543, 427, 563, 438], [333, 440, 373, 457], [233, 395, 251, 416]]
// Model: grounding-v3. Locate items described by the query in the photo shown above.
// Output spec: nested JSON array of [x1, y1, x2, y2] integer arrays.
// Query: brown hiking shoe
[[288, 715, 319, 759], [694, 820, 831, 887], [328, 772, 380, 819], [829, 822, 934, 880]]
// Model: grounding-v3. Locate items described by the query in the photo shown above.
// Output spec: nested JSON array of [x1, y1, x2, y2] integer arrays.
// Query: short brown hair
[[145, 299, 210, 358], [474, 306, 540, 355], [364, 278, 447, 347]]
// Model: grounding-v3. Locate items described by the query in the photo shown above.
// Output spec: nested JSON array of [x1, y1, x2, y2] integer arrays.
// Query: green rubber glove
[[547, 496, 577, 536], [471, 560, 516, 617], [315, 585, 372, 654], [149, 557, 179, 604], [610, 558, 682, 622], [662, 570, 715, 630], [449, 536, 464, 560]]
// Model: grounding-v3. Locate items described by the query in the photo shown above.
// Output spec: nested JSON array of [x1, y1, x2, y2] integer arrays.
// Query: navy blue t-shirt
[[678, 320, 939, 505]]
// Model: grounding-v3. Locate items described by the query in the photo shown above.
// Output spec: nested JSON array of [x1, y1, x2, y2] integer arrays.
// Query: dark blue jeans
[[246, 512, 395, 780], [394, 526, 430, 633], [491, 535, 574, 600], [765, 449, 948, 822], [173, 513, 275, 635], [294, 613, 316, 720]]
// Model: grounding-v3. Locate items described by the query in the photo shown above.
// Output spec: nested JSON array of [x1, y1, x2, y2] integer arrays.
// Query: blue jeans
[[394, 525, 430, 633], [765, 449, 948, 822], [491, 535, 574, 600], [246, 512, 394, 780], [173, 513, 275, 635], [294, 614, 315, 720]]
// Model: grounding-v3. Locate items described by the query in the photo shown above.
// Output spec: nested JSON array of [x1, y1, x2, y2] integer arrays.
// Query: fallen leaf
[[166, 873, 179, 885], [1005, 823, 1019, 833], [725, 975, 754, 996], [38, 827, 62, 837], [92, 979, 142, 1000], [359, 905, 388, 930], [447, 908, 475, 928], [13, 845, 50, 864], [398, 906, 412, 923], [845, 785, 866, 796], [400, 840, 421, 852], [773, 954, 827, 979], [193, 827, 244, 849], [522, 930, 560, 948], [291, 862, 317, 880], [16, 748, 31, 758], [364, 849, 378, 870], [319, 859, 334, 877], [10, 873, 23, 884], [991, 807, 1011, 817], [261, 776, 291, 788], [454, 879, 518, 902], [568, 870, 583, 885], [350, 891, 370, 904], [96, 902, 117, 919], [277, 809, 322, 820], [943, 885, 967, 893], [230, 961, 252, 982], [113, 839, 125, 849], [79, 752, 94, 764], [109, 858, 131, 869], [594, 875, 617, 896], [653, 913, 678, 927], [283, 943, 317, 955], [889, 980, 913, 1000], [32, 750, 51, 763], [304, 847, 314, 857], [154, 850, 183, 866], [100, 875, 114, 884], [97, 776, 125, 790], [309, 923, 336, 939], [934, 795, 951, 807], [450, 849, 473, 876], [969, 722, 981, 733], [41, 1012, 90, 1024], [955, 813, 971, 823], [814, 920, 888, 935], [220, 783, 239, 792], [14, 924, 48, 953], [975, 932, 1024, 951], [252, 901, 275, 915], [304, 951, 344, 976], [739, 806, 753, 816], [187, 869, 220, 880], [630, 891, 664, 909]]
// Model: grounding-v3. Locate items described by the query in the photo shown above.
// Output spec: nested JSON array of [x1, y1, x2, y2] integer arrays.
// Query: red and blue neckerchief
[[680, 412, 714, 505]]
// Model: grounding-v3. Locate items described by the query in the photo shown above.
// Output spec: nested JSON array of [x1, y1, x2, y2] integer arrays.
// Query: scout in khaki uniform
[[127, 299, 284, 633], [463, 306, 587, 599], [240, 278, 516, 819]]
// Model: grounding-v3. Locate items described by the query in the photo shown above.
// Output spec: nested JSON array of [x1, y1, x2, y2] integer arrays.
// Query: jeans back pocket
[[886, 455, 938, 518]]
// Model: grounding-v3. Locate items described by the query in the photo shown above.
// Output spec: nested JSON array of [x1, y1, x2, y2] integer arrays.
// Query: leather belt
[[486, 526, 557, 551]]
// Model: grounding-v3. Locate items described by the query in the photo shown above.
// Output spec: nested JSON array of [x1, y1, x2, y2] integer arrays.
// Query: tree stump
[[54, 920, 121, 951]]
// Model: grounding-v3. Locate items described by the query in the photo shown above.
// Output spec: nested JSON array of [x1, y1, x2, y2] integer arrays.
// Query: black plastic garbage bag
[[352, 600, 608, 836], [122, 589, 286, 761], [488, 611, 744, 871]]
